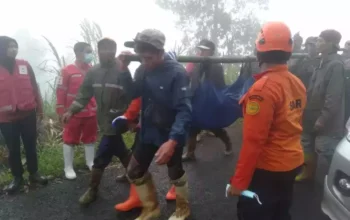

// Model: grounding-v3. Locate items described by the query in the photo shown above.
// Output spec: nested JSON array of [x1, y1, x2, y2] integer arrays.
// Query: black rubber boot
[[29, 173, 48, 185], [5, 176, 24, 194]]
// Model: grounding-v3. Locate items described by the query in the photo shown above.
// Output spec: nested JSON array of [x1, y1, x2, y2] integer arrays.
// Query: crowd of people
[[0, 21, 349, 220]]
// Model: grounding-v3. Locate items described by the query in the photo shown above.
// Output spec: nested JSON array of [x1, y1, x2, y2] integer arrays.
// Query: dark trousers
[[93, 133, 131, 170], [127, 139, 184, 181], [0, 111, 38, 177], [237, 167, 301, 220], [189, 127, 229, 138]]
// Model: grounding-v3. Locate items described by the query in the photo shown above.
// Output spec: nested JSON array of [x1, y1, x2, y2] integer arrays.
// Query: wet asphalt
[[0, 124, 331, 220]]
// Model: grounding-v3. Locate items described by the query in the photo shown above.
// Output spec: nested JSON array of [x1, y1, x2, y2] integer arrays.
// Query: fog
[[1, 0, 350, 98]]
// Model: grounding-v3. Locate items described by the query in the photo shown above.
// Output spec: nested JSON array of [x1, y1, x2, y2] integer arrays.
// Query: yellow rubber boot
[[295, 153, 318, 182], [168, 174, 190, 220], [133, 173, 161, 220]]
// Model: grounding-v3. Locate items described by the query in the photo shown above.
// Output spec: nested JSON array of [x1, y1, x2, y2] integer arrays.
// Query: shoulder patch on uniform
[[246, 101, 260, 115], [253, 76, 269, 91]]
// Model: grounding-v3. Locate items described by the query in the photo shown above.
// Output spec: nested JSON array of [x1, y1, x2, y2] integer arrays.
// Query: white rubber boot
[[84, 144, 95, 171], [63, 144, 76, 180]]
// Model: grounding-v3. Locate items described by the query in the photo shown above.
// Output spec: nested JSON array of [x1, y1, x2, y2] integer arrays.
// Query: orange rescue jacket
[[230, 65, 306, 190]]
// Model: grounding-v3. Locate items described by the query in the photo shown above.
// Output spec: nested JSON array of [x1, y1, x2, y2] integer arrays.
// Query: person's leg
[[80, 116, 97, 171], [0, 121, 24, 193], [211, 128, 233, 155], [315, 135, 342, 165], [115, 128, 141, 182], [62, 117, 81, 179], [19, 112, 47, 185], [79, 135, 115, 206], [182, 127, 200, 161], [272, 167, 301, 220], [113, 132, 142, 212], [168, 146, 190, 220], [237, 169, 279, 220], [125, 143, 160, 219], [296, 132, 317, 182]]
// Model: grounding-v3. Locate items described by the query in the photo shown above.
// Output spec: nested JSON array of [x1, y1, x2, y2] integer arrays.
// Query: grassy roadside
[[0, 132, 135, 187]]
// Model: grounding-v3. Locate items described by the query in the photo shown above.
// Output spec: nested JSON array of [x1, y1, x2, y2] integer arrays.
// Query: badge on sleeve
[[246, 101, 260, 115], [18, 65, 28, 75]]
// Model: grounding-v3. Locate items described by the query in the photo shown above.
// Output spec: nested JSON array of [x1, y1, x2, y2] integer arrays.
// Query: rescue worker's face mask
[[7, 42, 18, 58], [83, 53, 94, 64]]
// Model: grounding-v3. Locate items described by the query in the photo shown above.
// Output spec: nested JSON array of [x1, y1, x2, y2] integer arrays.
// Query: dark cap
[[124, 29, 165, 50], [304, 36, 317, 46], [319, 29, 342, 49], [197, 39, 215, 52]]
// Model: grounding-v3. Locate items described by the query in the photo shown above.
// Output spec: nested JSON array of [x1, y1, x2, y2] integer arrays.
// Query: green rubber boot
[[79, 168, 103, 206], [295, 153, 317, 182]]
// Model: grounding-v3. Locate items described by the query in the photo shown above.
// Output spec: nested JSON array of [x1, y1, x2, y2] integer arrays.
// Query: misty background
[[1, 0, 349, 99]]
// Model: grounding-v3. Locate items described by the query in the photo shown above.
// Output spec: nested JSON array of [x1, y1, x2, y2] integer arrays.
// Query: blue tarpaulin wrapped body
[[191, 74, 255, 129]]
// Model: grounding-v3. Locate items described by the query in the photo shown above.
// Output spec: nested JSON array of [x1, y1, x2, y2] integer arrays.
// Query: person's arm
[[123, 97, 141, 121], [56, 69, 69, 115], [169, 70, 192, 144], [68, 68, 94, 115], [316, 63, 345, 128], [27, 64, 43, 116], [230, 87, 275, 190]]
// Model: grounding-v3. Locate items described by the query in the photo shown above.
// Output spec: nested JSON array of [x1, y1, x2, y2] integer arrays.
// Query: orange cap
[[256, 22, 293, 53]]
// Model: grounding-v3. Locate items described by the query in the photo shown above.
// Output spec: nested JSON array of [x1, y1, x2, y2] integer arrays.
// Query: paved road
[[0, 124, 330, 220]]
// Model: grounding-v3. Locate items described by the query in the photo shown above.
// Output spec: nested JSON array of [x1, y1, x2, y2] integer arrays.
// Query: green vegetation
[[0, 126, 135, 187]]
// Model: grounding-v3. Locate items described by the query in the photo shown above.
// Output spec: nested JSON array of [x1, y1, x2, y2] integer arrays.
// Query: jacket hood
[[0, 36, 18, 73]]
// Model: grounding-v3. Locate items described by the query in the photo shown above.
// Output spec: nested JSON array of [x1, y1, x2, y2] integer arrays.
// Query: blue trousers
[[92, 133, 131, 170]]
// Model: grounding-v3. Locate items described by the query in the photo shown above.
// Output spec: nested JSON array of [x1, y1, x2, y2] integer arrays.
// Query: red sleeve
[[230, 88, 275, 190], [123, 97, 141, 121], [185, 63, 195, 76], [56, 69, 69, 115]]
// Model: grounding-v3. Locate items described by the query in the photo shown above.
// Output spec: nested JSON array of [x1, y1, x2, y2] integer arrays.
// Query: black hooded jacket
[[0, 36, 18, 73]]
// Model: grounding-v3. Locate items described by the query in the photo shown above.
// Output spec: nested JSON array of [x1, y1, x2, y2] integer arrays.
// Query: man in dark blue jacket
[[124, 29, 192, 220]]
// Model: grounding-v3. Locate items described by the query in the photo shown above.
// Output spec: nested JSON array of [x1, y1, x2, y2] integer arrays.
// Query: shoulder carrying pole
[[125, 53, 308, 63]]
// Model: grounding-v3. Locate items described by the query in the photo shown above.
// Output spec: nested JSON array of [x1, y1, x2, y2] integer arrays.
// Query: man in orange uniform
[[228, 22, 306, 220], [56, 42, 97, 180]]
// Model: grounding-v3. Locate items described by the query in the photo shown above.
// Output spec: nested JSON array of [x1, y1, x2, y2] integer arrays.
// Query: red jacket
[[0, 59, 42, 123], [56, 62, 96, 117]]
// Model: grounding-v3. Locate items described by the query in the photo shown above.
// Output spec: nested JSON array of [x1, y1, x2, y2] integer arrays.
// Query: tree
[[156, 0, 269, 56], [80, 19, 103, 65]]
